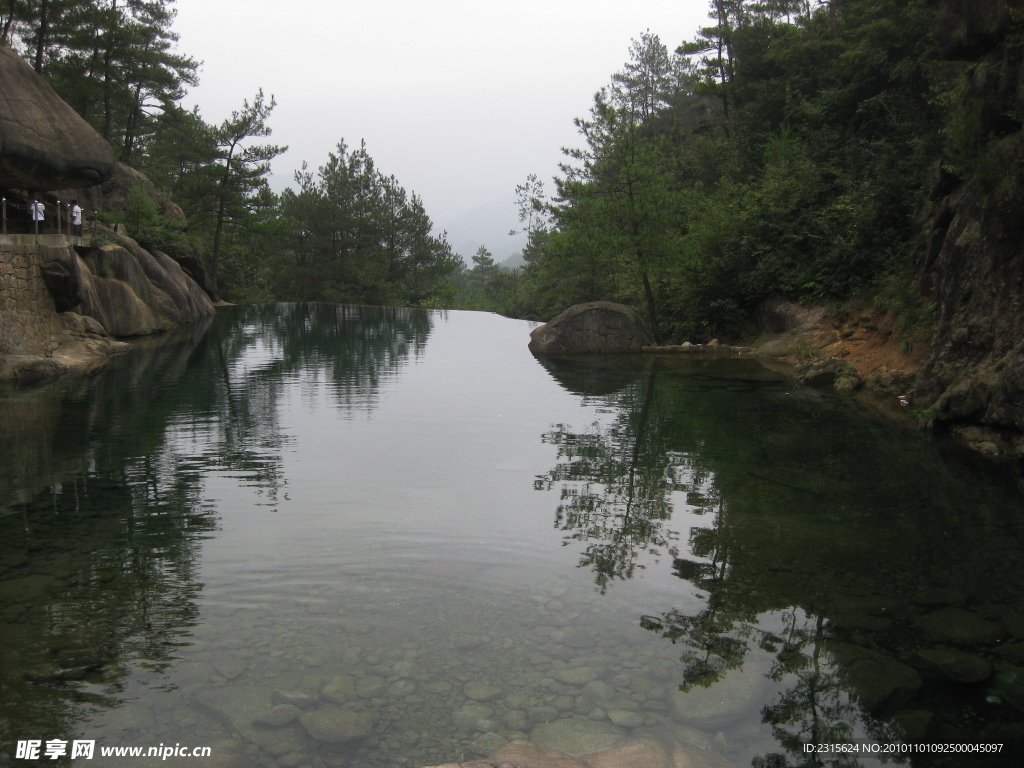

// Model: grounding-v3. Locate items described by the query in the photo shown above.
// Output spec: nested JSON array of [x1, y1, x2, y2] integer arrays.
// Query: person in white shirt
[[71, 200, 83, 236], [31, 199, 44, 232]]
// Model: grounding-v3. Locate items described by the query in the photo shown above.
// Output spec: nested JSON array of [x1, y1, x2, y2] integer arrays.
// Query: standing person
[[31, 198, 45, 233], [71, 200, 82, 237]]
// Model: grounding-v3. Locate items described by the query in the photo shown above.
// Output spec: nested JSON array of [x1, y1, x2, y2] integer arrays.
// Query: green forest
[[3, 0, 1011, 342]]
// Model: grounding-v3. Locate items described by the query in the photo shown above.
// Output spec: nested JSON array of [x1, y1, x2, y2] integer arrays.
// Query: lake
[[1, 304, 1022, 768]]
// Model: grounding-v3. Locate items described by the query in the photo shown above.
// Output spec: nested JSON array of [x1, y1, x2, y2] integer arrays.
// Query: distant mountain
[[499, 252, 527, 271], [441, 196, 527, 266]]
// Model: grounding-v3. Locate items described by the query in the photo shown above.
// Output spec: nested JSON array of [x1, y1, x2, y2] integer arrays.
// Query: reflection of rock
[[992, 663, 1024, 714], [0, 45, 115, 189], [891, 709, 934, 742], [916, 607, 1007, 644], [827, 642, 922, 714], [533, 354, 646, 397], [669, 671, 771, 729], [529, 302, 653, 356], [912, 647, 992, 682]]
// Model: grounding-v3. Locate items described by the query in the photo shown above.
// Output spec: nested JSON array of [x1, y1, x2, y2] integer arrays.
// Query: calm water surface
[[1, 304, 1023, 768]]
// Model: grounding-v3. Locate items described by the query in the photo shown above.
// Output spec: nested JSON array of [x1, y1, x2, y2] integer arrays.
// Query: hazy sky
[[172, 0, 713, 255]]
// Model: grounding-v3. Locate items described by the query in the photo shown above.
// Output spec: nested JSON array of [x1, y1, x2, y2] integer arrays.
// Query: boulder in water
[[529, 302, 652, 356]]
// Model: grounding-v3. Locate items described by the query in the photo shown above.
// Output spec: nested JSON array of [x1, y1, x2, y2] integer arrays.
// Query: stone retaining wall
[[0, 242, 65, 356]]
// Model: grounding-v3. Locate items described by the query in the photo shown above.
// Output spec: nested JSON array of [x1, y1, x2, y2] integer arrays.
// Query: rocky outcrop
[[56, 162, 213, 296], [0, 43, 115, 189], [1, 42, 215, 383], [1, 230, 215, 382], [914, 0, 1024, 456], [529, 302, 653, 356]]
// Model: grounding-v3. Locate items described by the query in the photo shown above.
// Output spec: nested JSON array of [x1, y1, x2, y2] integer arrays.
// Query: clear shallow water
[[1, 304, 1023, 768]]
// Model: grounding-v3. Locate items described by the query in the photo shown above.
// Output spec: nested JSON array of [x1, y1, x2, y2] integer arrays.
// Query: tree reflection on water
[[0, 303, 434, 761], [535, 353, 1024, 766]]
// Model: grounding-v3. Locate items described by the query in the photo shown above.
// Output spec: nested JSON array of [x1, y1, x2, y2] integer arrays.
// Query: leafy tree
[[208, 89, 286, 297], [548, 32, 690, 341], [275, 139, 457, 306], [8, 1, 200, 164]]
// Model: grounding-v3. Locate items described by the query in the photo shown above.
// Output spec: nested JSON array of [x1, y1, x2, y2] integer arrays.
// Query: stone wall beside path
[[0, 240, 66, 359], [0, 232, 215, 383]]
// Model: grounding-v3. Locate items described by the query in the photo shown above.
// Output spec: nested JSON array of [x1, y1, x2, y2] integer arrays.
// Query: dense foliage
[[482, 0, 959, 341], [4, 0, 973, 325]]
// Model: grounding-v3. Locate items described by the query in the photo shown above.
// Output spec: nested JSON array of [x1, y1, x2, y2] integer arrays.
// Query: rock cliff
[[1, 42, 214, 383], [0, 43, 115, 189], [915, 0, 1024, 456], [1, 228, 215, 382]]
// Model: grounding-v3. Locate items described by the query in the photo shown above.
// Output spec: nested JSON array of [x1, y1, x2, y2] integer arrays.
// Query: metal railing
[[1, 197, 91, 240]]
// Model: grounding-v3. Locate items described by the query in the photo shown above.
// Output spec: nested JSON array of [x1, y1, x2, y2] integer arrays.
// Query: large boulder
[[55, 162, 214, 297], [77, 240, 215, 337], [529, 302, 652, 356], [0, 44, 115, 189]]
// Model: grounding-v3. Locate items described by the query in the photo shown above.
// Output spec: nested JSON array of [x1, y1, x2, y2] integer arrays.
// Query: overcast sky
[[172, 0, 712, 255]]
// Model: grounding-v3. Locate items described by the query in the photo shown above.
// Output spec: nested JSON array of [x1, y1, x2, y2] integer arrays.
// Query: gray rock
[[469, 731, 509, 757], [834, 374, 861, 393], [917, 607, 1006, 644], [465, 682, 503, 702], [211, 656, 247, 680], [271, 690, 316, 709], [802, 358, 852, 388], [194, 685, 306, 755], [579, 680, 615, 707], [452, 702, 493, 731], [526, 705, 559, 724], [388, 679, 417, 698], [992, 663, 1024, 714], [299, 706, 377, 743], [254, 704, 300, 727], [756, 299, 826, 334], [550, 665, 602, 686], [913, 648, 992, 683], [993, 642, 1024, 663], [756, 337, 800, 358], [607, 708, 644, 728], [891, 709, 934, 742], [355, 675, 387, 698], [529, 301, 653, 356], [452, 634, 487, 650], [828, 642, 922, 714], [530, 715, 626, 754], [321, 674, 356, 704], [504, 710, 528, 731], [551, 695, 575, 713], [670, 670, 772, 728], [0, 45, 115, 189]]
